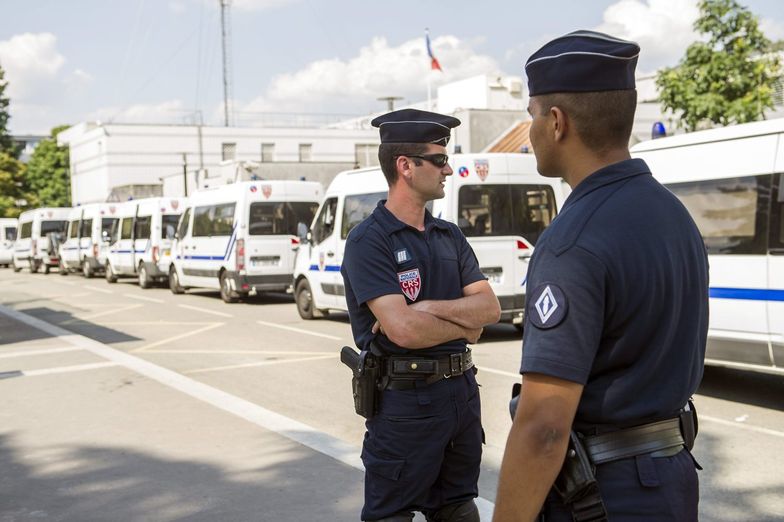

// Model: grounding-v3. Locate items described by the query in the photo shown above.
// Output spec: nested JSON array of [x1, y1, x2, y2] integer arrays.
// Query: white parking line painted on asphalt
[[178, 304, 233, 318], [99, 321, 208, 326], [48, 279, 76, 286], [476, 366, 522, 379], [701, 414, 784, 439], [0, 346, 83, 359], [24, 361, 119, 377], [256, 320, 343, 341], [124, 293, 165, 304], [0, 304, 496, 520], [84, 285, 113, 294], [131, 322, 225, 353], [185, 354, 337, 375], [147, 350, 334, 355], [73, 304, 144, 321]]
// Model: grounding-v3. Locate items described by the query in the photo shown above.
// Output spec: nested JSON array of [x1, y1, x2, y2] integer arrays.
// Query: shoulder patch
[[527, 283, 568, 329]]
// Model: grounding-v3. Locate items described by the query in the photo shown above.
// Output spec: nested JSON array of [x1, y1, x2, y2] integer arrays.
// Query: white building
[[57, 122, 380, 205]]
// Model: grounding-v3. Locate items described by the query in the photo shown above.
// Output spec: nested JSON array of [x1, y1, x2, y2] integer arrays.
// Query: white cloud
[[169, 1, 187, 14], [0, 33, 66, 100], [88, 99, 190, 124], [239, 35, 501, 115], [596, 0, 700, 70]]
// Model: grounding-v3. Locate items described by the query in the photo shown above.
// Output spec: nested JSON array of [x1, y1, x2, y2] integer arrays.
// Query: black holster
[[679, 399, 698, 451], [340, 346, 380, 419]]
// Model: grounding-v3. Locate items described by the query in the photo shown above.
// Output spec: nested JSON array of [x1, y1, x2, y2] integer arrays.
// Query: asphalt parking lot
[[1, 267, 783, 521]]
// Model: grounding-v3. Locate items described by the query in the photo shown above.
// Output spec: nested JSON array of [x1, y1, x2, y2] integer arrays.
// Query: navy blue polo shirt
[[341, 201, 486, 356], [520, 158, 709, 429]]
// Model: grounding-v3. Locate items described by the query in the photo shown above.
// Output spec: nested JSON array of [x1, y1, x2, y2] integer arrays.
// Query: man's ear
[[397, 156, 414, 181], [550, 106, 568, 143]]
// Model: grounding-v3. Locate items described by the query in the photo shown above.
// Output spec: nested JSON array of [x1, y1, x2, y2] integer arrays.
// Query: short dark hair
[[535, 90, 637, 152], [377, 142, 430, 185]]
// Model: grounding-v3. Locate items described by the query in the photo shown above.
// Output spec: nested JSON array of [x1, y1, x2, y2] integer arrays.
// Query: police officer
[[341, 108, 501, 521], [494, 31, 708, 521]]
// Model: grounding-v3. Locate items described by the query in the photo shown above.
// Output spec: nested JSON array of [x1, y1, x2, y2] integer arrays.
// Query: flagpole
[[427, 72, 432, 111]]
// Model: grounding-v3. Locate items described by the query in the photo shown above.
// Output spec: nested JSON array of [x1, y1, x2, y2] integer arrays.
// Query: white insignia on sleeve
[[534, 285, 558, 324]]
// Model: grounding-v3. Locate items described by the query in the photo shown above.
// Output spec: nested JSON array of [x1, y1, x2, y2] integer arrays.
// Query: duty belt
[[382, 350, 473, 390], [582, 417, 685, 465]]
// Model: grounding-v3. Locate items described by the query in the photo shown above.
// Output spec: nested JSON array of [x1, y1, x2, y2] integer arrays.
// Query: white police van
[[292, 153, 568, 324], [104, 197, 187, 287], [169, 180, 322, 302], [59, 203, 120, 277], [12, 208, 70, 273], [0, 218, 18, 267], [632, 118, 784, 374]]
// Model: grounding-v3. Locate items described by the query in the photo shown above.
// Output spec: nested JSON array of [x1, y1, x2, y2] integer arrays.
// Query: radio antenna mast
[[219, 0, 233, 127]]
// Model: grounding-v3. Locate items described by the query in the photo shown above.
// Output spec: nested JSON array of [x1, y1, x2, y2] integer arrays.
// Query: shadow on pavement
[[7, 307, 141, 346], [0, 431, 362, 522], [698, 366, 784, 412]]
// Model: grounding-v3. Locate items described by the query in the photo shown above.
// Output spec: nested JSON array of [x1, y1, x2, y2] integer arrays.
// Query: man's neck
[[385, 189, 427, 231], [563, 148, 632, 189]]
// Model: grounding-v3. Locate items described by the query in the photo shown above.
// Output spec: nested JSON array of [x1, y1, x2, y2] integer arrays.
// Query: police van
[[632, 118, 784, 375], [104, 197, 187, 287], [12, 208, 70, 273], [169, 180, 322, 302], [59, 203, 121, 277], [292, 153, 568, 324], [0, 218, 18, 267]]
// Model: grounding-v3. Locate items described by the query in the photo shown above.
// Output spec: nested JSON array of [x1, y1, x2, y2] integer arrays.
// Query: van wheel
[[59, 258, 68, 276], [295, 279, 316, 319], [82, 259, 93, 278], [105, 262, 118, 283], [42, 263, 51, 275], [12, 259, 21, 273], [138, 263, 151, 289], [169, 267, 185, 294], [219, 272, 238, 303], [30, 260, 39, 273]]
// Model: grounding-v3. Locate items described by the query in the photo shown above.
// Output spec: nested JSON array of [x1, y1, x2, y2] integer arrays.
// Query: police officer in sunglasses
[[341, 108, 501, 521]]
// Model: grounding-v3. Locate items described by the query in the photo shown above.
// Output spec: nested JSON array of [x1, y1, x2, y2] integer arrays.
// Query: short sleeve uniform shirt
[[521, 159, 709, 429], [341, 201, 486, 356]]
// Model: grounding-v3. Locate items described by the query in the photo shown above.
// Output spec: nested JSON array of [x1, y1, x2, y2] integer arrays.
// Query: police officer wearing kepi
[[341, 108, 501, 521], [493, 31, 708, 521]]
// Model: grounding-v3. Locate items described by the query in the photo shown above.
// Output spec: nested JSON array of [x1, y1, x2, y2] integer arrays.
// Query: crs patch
[[398, 268, 422, 301], [527, 283, 568, 329]]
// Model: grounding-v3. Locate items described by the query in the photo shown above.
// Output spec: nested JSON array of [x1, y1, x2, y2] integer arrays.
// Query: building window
[[355, 144, 379, 168], [299, 143, 312, 162], [261, 143, 275, 162], [222, 142, 237, 162]]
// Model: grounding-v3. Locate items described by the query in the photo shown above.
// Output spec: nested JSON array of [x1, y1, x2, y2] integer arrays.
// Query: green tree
[[0, 151, 27, 218], [656, 0, 781, 131], [0, 62, 18, 157], [24, 125, 71, 208]]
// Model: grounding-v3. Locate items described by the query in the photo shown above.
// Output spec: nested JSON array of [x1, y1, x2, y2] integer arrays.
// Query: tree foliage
[[24, 125, 71, 208], [0, 62, 17, 158], [0, 151, 27, 218], [656, 0, 781, 131]]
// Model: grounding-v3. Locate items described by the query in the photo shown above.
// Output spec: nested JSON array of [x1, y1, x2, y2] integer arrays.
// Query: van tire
[[12, 259, 21, 273], [169, 267, 185, 294], [59, 258, 68, 276], [82, 259, 93, 278], [43, 263, 51, 275], [138, 263, 151, 289], [295, 278, 317, 320], [30, 260, 39, 273], [105, 262, 118, 283], [219, 271, 238, 303]]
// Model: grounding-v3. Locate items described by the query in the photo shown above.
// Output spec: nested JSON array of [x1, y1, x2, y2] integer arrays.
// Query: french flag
[[426, 30, 442, 72]]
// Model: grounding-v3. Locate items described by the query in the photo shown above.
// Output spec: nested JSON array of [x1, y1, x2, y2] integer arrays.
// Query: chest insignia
[[398, 268, 422, 301], [528, 283, 568, 329], [394, 248, 411, 264]]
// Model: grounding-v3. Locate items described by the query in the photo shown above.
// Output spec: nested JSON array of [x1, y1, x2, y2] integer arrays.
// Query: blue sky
[[1, 0, 783, 134]]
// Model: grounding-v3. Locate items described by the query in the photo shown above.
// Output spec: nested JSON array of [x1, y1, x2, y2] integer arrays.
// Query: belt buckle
[[445, 353, 462, 378]]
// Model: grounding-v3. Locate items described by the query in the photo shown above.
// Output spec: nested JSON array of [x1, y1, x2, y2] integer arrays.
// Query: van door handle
[[327, 251, 335, 257]]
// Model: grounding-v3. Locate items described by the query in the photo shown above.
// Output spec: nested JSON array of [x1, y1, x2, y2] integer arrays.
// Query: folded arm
[[409, 279, 501, 329]]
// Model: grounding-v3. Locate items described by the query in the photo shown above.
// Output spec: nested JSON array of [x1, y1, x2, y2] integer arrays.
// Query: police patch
[[527, 283, 568, 329], [398, 268, 422, 301]]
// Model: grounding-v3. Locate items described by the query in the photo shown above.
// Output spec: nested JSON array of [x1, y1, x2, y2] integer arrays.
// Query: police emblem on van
[[398, 268, 421, 301], [474, 159, 489, 181], [262, 185, 272, 199]]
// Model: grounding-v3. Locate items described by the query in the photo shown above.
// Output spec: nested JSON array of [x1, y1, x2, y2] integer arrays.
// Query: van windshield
[[4, 227, 16, 241], [162, 214, 180, 239], [41, 220, 67, 235], [341, 192, 387, 239], [248, 202, 319, 236], [457, 185, 556, 245], [102, 218, 118, 242]]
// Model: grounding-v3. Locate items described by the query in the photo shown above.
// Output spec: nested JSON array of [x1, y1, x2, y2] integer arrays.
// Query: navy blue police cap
[[371, 108, 461, 146], [525, 30, 640, 96]]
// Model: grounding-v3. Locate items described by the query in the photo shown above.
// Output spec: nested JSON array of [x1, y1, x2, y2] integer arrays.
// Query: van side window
[[667, 175, 771, 255], [162, 215, 180, 239], [20, 222, 32, 239], [68, 220, 80, 239], [135, 216, 152, 240], [102, 218, 118, 242], [4, 227, 16, 241], [457, 184, 556, 245], [41, 221, 67, 235], [80, 219, 93, 237], [311, 197, 338, 244], [248, 202, 319, 236], [177, 208, 191, 239], [770, 173, 784, 252], [341, 192, 386, 239], [193, 203, 235, 237], [120, 218, 133, 240]]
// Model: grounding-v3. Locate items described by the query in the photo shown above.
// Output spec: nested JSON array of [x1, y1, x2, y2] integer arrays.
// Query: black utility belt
[[580, 417, 685, 465], [383, 350, 474, 390]]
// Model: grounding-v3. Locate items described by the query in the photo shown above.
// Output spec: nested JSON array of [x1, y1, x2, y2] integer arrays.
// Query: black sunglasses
[[403, 153, 450, 168]]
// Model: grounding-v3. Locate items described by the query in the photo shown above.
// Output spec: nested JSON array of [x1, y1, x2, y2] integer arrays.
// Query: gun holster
[[555, 431, 607, 521], [340, 346, 380, 419], [679, 399, 698, 451]]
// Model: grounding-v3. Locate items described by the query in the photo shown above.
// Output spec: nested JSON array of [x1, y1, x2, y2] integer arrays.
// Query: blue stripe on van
[[180, 226, 238, 262], [308, 264, 341, 272], [710, 287, 784, 302]]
